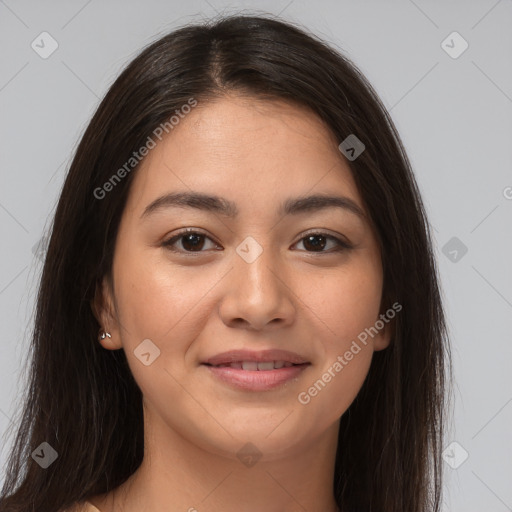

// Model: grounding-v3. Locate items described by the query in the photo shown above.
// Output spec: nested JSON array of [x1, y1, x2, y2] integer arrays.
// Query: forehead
[[123, 94, 363, 218]]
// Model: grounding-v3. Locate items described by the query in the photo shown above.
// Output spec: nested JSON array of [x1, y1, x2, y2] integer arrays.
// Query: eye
[[292, 232, 352, 253], [162, 229, 220, 253], [162, 229, 352, 255]]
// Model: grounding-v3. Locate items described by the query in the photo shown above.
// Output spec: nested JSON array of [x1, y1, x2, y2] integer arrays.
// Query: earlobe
[[373, 318, 394, 352], [97, 329, 122, 350], [374, 331, 392, 351], [91, 277, 123, 350]]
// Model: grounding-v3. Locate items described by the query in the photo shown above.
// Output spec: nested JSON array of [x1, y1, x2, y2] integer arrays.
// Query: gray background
[[1, 1, 511, 510]]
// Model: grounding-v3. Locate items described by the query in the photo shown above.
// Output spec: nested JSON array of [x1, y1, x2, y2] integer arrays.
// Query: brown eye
[[162, 230, 219, 253], [294, 233, 352, 253], [178, 233, 206, 251], [162, 229, 352, 255], [302, 234, 328, 251]]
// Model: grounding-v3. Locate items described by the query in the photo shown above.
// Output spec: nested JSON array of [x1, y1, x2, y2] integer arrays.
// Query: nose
[[218, 243, 296, 332]]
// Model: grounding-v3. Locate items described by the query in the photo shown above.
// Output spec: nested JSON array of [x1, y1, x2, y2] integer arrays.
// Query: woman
[[0, 13, 450, 512]]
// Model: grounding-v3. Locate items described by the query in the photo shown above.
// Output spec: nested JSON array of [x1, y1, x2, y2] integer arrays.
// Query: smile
[[208, 360, 299, 370], [202, 361, 310, 391]]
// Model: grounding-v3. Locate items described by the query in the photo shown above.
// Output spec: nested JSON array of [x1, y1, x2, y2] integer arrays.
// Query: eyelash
[[161, 228, 353, 255]]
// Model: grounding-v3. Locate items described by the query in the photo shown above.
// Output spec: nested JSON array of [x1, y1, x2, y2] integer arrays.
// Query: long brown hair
[[0, 13, 450, 512]]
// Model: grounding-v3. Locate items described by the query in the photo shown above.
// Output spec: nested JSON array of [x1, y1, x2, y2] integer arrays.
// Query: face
[[94, 94, 391, 461]]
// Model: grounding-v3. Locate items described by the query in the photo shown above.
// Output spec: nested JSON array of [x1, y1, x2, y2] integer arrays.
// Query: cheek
[[290, 298, 378, 442], [296, 343, 373, 425], [300, 256, 383, 346], [110, 254, 213, 408], [111, 249, 230, 396], [113, 248, 218, 341], [293, 257, 381, 416]]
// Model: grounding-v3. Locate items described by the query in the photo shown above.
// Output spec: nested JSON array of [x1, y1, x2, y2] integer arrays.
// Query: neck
[[108, 402, 341, 512]]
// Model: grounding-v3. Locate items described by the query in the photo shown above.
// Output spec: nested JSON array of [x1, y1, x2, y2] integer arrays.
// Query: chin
[[208, 414, 321, 461]]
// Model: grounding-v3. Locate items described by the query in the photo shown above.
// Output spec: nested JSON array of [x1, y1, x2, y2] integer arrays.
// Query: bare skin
[[90, 93, 391, 512]]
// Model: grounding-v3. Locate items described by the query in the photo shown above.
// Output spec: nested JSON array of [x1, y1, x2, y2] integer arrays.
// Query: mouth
[[201, 350, 311, 391], [204, 360, 305, 370], [202, 349, 309, 366]]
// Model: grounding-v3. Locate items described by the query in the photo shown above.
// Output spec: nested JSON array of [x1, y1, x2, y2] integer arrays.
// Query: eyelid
[[294, 228, 351, 246]]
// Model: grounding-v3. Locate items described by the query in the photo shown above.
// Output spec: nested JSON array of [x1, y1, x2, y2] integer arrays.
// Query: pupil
[[183, 234, 204, 251], [304, 235, 326, 251]]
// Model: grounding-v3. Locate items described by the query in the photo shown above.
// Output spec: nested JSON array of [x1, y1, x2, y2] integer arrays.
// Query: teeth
[[217, 360, 298, 370], [241, 361, 258, 371], [257, 361, 275, 371]]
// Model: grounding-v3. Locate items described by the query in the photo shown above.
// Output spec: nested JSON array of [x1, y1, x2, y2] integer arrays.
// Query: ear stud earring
[[98, 331, 112, 342]]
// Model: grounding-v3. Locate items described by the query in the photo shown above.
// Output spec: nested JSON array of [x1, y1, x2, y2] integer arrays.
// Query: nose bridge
[[219, 234, 295, 330], [236, 234, 282, 299], [251, 247, 279, 284]]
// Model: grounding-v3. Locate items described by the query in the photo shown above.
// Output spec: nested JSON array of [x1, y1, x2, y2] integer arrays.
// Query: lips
[[201, 349, 310, 391], [202, 349, 309, 367], [212, 360, 296, 370]]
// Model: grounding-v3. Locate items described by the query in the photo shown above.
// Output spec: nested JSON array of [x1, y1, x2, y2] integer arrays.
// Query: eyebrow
[[140, 191, 366, 221]]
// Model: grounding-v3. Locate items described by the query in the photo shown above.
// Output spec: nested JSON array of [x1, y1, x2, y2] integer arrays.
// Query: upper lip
[[202, 349, 310, 366]]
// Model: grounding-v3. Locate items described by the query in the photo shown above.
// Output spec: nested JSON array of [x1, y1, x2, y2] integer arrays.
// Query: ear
[[373, 309, 396, 352], [90, 275, 123, 350]]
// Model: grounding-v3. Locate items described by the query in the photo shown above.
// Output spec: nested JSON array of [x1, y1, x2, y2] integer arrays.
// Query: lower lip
[[202, 364, 309, 391]]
